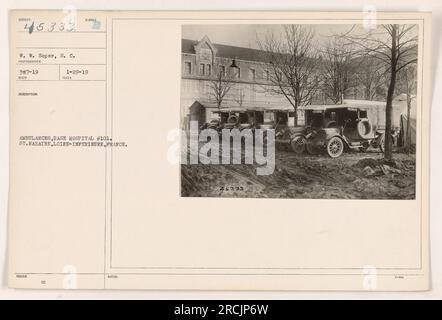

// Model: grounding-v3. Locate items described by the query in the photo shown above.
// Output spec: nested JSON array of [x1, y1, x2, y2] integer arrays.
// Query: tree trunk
[[406, 96, 411, 153], [384, 25, 398, 161], [385, 78, 395, 160], [293, 99, 299, 127]]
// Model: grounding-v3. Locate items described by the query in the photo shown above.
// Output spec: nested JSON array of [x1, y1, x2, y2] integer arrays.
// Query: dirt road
[[181, 148, 416, 199]]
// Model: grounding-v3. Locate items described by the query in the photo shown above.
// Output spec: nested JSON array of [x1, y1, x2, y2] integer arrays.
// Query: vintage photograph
[[180, 24, 418, 199]]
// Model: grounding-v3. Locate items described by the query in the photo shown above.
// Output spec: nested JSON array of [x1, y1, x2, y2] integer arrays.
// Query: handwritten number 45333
[[24, 22, 76, 33]]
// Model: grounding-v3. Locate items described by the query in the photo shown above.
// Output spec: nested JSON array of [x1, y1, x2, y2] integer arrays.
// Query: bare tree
[[397, 65, 417, 152], [208, 64, 234, 109], [354, 56, 388, 101], [341, 24, 418, 160], [258, 25, 320, 126], [320, 37, 355, 104]]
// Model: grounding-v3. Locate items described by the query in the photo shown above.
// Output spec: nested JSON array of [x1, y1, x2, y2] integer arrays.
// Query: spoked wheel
[[290, 135, 306, 154], [326, 137, 344, 158], [379, 135, 393, 153], [379, 135, 385, 153]]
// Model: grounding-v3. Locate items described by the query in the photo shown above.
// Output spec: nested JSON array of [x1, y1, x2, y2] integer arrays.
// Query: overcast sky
[[182, 24, 417, 49]]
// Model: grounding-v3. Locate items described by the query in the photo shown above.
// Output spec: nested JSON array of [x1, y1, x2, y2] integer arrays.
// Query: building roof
[[193, 100, 293, 112], [299, 99, 401, 111], [343, 99, 386, 107], [299, 105, 351, 111], [182, 38, 269, 63]]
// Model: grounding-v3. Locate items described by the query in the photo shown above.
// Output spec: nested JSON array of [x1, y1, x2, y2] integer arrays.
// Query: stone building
[[180, 36, 303, 129]]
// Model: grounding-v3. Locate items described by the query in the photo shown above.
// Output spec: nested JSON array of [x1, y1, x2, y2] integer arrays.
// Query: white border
[[0, 0, 441, 299]]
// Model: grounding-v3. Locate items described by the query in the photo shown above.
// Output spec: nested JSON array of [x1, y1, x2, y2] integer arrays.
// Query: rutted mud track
[[181, 148, 416, 199]]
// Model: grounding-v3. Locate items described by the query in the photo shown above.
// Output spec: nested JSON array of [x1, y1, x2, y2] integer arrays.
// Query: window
[[184, 62, 191, 75], [238, 88, 245, 100], [276, 71, 283, 81], [236, 67, 241, 79], [265, 70, 270, 81], [220, 65, 226, 77], [199, 63, 205, 76], [206, 64, 211, 76], [249, 68, 256, 80]]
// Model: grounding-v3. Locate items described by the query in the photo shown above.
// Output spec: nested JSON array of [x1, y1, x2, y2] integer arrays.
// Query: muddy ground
[[181, 146, 416, 199]]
